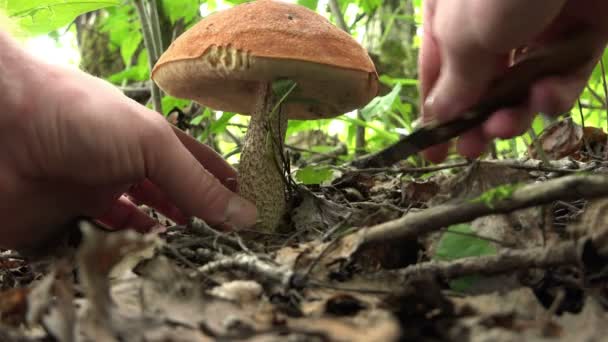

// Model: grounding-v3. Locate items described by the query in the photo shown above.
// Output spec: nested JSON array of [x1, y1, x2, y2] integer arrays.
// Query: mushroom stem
[[238, 83, 288, 232]]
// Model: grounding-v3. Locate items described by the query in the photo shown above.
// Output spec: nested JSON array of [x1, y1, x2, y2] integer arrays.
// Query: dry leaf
[[529, 119, 583, 160]]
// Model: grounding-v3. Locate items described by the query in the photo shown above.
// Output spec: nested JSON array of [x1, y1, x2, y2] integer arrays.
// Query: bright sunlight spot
[[24, 29, 80, 66]]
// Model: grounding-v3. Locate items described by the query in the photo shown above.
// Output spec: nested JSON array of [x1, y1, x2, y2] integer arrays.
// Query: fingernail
[[224, 196, 257, 230], [424, 90, 461, 122], [422, 94, 437, 123]]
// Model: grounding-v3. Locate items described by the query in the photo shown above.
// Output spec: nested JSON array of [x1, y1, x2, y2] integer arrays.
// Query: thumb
[[144, 121, 257, 230]]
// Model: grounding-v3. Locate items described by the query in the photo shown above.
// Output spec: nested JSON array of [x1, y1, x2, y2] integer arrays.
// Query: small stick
[[193, 253, 293, 289], [357, 174, 608, 248], [393, 238, 584, 283]]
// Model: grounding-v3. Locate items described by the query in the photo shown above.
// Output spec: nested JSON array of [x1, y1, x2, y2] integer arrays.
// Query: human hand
[[419, 0, 608, 163], [0, 31, 256, 250]]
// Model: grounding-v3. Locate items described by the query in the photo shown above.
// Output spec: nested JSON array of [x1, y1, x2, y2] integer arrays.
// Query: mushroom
[[152, 0, 378, 232]]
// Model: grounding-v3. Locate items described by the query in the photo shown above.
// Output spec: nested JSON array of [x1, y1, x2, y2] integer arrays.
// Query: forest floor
[[2, 125, 608, 341]]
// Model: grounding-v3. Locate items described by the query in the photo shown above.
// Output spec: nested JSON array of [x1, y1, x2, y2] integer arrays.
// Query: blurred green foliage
[[1, 0, 119, 35], [1, 0, 607, 166], [433, 224, 498, 292], [471, 184, 521, 209]]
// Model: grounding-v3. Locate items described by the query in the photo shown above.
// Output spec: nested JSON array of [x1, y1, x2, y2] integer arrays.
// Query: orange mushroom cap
[[152, 0, 379, 120]]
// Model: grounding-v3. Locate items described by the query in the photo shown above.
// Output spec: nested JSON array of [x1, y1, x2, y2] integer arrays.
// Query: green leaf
[[295, 165, 334, 185], [435, 224, 497, 261], [379, 74, 418, 87], [297, 0, 318, 10], [161, 96, 191, 116], [162, 0, 200, 25], [223, 0, 248, 5], [342, 0, 380, 14], [433, 224, 497, 292], [286, 118, 331, 136], [199, 111, 236, 141], [119, 32, 142, 66], [3, 0, 120, 36], [190, 107, 212, 125], [360, 83, 402, 121], [99, 6, 142, 66], [190, 114, 204, 125], [107, 64, 149, 84], [470, 184, 520, 209], [338, 115, 398, 141]]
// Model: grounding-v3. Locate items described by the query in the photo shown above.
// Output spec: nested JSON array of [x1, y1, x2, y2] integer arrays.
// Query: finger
[[530, 70, 598, 118], [422, 143, 450, 164], [145, 120, 257, 230], [456, 127, 489, 159], [96, 195, 159, 233], [484, 106, 535, 139], [419, 2, 449, 164], [419, 0, 440, 102], [171, 125, 238, 192], [425, 0, 571, 123], [127, 179, 188, 224], [469, 0, 567, 51]]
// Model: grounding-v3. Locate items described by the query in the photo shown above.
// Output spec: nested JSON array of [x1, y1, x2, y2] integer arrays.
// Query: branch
[[184, 217, 261, 252], [357, 174, 608, 247], [395, 238, 584, 283], [394, 214, 608, 284], [193, 253, 294, 290]]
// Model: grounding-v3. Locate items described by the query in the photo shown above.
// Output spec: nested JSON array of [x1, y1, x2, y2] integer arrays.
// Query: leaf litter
[[3, 123, 608, 340]]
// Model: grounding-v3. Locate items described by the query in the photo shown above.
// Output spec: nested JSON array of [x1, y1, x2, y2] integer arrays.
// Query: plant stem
[[134, 0, 163, 114], [328, 0, 348, 32], [147, 0, 163, 62], [328, 0, 366, 156]]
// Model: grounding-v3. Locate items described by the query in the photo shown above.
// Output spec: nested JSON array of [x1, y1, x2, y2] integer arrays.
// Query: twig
[[393, 238, 585, 283], [224, 128, 243, 148], [342, 158, 595, 176], [586, 85, 607, 106], [133, 0, 163, 114], [357, 174, 608, 247], [478, 159, 597, 174], [223, 147, 241, 160], [194, 247, 222, 262], [167, 235, 237, 255], [286, 144, 347, 161], [350, 201, 408, 213], [0, 252, 25, 260], [185, 217, 260, 252], [307, 280, 393, 295], [349, 12, 368, 31], [321, 212, 353, 242], [303, 230, 344, 281], [336, 160, 471, 174], [193, 253, 294, 289]]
